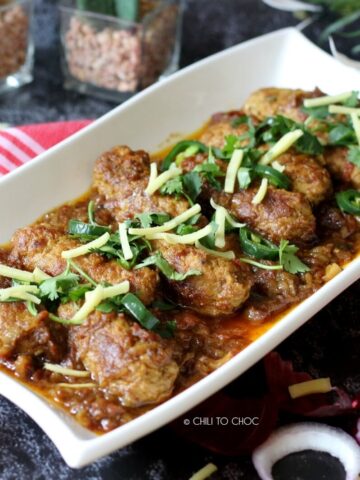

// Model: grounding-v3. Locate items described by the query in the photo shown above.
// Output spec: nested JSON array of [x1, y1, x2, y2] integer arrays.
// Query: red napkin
[[0, 120, 92, 176]]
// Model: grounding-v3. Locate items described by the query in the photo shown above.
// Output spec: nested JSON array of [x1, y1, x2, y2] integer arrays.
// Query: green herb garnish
[[237, 167, 252, 189], [239, 227, 309, 274], [258, 115, 323, 155], [135, 212, 171, 228], [39, 271, 80, 302], [161, 140, 208, 172], [329, 123, 356, 146], [336, 189, 360, 215], [136, 251, 202, 281], [278, 240, 309, 274], [253, 164, 291, 189], [348, 145, 360, 167]]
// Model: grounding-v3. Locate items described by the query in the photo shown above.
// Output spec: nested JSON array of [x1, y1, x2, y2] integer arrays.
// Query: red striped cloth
[[0, 120, 92, 176]]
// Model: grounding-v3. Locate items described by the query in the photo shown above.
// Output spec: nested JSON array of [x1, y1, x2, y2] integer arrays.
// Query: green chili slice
[[336, 189, 360, 215], [254, 164, 291, 189], [121, 293, 160, 331], [239, 227, 279, 260], [161, 140, 208, 171], [68, 220, 110, 237]]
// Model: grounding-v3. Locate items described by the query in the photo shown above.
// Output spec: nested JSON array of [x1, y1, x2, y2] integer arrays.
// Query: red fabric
[[0, 120, 92, 175]]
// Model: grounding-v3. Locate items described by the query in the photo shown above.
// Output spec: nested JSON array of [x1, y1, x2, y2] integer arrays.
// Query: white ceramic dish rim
[[0, 27, 359, 468]]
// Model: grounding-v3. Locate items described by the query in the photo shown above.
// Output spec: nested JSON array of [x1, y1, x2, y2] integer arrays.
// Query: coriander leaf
[[278, 239, 297, 258], [348, 145, 360, 167], [329, 123, 356, 146], [159, 176, 183, 196], [301, 105, 329, 120], [136, 212, 171, 228], [231, 115, 248, 128], [135, 213, 152, 228], [243, 148, 261, 166], [160, 171, 202, 205], [67, 284, 92, 302], [39, 272, 79, 301], [194, 162, 224, 175], [279, 239, 309, 274], [118, 243, 149, 270], [222, 134, 241, 157], [281, 253, 310, 274], [176, 224, 198, 235], [296, 130, 324, 155], [237, 167, 252, 189], [176, 211, 201, 234], [343, 90, 359, 107], [93, 244, 120, 258], [240, 116, 256, 148], [256, 115, 323, 155], [96, 292, 127, 314], [194, 161, 225, 191], [136, 252, 201, 281], [222, 117, 256, 154], [257, 115, 294, 144], [182, 171, 202, 202], [96, 301, 119, 313]]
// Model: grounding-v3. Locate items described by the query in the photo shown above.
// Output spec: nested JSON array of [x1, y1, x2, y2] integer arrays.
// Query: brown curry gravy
[[0, 128, 359, 434]]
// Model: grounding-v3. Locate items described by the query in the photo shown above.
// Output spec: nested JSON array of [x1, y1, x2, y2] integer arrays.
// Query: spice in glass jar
[[0, 2, 29, 79], [60, 0, 182, 100]]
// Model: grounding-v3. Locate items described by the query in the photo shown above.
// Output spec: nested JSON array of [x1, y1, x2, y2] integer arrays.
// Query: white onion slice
[[253, 422, 360, 480]]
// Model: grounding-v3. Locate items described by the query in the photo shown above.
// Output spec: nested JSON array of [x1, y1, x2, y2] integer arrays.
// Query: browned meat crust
[[251, 266, 300, 299], [324, 146, 360, 189], [10, 225, 158, 305], [168, 152, 320, 245], [317, 205, 358, 239], [277, 151, 333, 205], [153, 240, 252, 317], [199, 118, 250, 149], [196, 110, 332, 206], [93, 145, 189, 221], [0, 304, 64, 360], [243, 87, 322, 122], [0, 86, 359, 435], [41, 200, 114, 233], [69, 310, 179, 407], [240, 259, 304, 322], [213, 185, 317, 245], [93, 146, 254, 316]]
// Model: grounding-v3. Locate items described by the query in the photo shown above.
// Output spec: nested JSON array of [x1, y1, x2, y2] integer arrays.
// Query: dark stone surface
[[0, 1, 359, 479]]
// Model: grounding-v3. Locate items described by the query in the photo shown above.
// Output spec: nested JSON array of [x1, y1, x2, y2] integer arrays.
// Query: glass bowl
[[59, 0, 183, 102], [0, 0, 34, 94]]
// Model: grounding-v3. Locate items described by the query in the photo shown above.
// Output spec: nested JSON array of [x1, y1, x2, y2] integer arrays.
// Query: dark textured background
[[0, 1, 359, 479]]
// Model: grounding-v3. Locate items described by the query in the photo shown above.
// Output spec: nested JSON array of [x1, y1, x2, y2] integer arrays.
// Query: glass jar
[[0, 0, 34, 94], [59, 0, 183, 102]]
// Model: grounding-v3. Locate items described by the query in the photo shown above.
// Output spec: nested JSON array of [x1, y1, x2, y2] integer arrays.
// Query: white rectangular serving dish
[[0, 27, 359, 468]]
